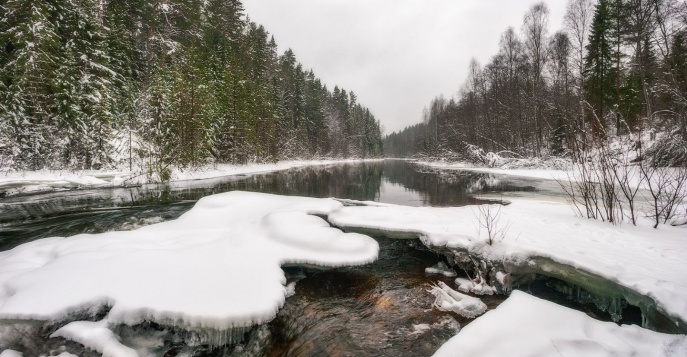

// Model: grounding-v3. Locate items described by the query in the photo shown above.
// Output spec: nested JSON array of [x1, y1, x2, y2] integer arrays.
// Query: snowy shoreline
[[0, 159, 383, 197], [328, 196, 687, 334], [1, 162, 686, 355]]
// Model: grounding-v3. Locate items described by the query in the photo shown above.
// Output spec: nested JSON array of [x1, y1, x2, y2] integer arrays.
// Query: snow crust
[[327, 198, 687, 329], [0, 192, 378, 332], [433, 291, 687, 357]]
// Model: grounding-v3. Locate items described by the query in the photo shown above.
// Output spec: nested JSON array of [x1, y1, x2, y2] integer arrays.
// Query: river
[[0, 160, 630, 356]]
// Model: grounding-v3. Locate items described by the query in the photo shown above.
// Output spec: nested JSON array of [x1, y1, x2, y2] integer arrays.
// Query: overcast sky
[[242, 0, 569, 134]]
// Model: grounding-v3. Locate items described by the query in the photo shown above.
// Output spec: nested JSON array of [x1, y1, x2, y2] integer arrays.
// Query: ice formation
[[455, 277, 496, 295], [428, 281, 487, 319], [425, 262, 456, 277], [327, 197, 687, 331], [0, 192, 379, 353], [51, 319, 138, 357], [433, 291, 687, 357]]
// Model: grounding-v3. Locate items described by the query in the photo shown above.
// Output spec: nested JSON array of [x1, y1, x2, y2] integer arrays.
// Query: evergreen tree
[[0, 0, 384, 172], [1, 0, 62, 169], [584, 0, 618, 135]]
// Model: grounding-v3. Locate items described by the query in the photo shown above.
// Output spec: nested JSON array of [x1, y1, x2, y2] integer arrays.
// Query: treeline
[[0, 0, 383, 176], [385, 0, 687, 159]]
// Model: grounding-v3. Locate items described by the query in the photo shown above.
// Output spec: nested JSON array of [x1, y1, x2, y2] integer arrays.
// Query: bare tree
[[652, 0, 682, 59], [523, 2, 550, 154], [474, 204, 510, 245], [564, 0, 595, 130]]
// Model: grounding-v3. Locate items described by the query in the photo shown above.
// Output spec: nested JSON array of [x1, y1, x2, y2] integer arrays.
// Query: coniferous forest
[[0, 0, 383, 178], [385, 0, 687, 160]]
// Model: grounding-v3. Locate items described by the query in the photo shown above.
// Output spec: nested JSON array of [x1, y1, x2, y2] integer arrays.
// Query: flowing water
[[0, 160, 625, 356]]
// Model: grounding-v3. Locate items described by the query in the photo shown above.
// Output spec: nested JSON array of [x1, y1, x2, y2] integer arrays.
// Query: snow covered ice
[[428, 281, 487, 319], [328, 197, 687, 331], [0, 191, 379, 352], [433, 291, 687, 357], [2, 188, 686, 355]]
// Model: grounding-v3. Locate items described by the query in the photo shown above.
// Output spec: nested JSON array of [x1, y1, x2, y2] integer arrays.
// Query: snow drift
[[433, 291, 687, 357]]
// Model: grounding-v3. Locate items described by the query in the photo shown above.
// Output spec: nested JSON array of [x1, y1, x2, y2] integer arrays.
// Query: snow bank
[[0, 159, 382, 196], [0, 192, 378, 333], [0, 170, 132, 196], [169, 159, 382, 182], [433, 291, 687, 357], [417, 160, 572, 182], [327, 198, 687, 331]]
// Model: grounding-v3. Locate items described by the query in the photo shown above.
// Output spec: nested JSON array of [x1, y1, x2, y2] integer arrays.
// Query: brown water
[[265, 237, 505, 357]]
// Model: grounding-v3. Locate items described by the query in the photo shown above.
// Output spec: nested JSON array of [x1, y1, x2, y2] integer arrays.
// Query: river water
[[0, 160, 619, 356]]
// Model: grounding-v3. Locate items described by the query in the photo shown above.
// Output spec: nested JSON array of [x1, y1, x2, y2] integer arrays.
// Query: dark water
[[0, 160, 613, 356], [265, 237, 505, 357], [0, 160, 553, 250]]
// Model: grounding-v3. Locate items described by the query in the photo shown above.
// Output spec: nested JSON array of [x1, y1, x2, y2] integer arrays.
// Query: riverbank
[[0, 159, 383, 197], [328, 196, 687, 333], [1, 191, 685, 356]]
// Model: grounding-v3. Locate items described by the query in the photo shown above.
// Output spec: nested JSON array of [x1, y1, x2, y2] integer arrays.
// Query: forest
[[0, 0, 384, 179], [384, 0, 687, 161]]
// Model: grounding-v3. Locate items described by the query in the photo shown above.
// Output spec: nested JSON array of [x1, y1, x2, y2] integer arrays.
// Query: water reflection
[[0, 160, 569, 356], [0, 160, 560, 250]]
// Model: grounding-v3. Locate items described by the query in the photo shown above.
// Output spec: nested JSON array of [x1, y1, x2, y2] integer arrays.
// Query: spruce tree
[[585, 0, 618, 135]]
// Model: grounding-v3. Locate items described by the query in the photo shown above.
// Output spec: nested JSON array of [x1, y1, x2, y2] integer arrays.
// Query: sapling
[[474, 203, 509, 245]]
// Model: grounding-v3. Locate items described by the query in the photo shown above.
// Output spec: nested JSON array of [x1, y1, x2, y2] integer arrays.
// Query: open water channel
[[0, 160, 635, 356]]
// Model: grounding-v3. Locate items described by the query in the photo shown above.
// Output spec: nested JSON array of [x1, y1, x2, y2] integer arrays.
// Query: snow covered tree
[[1, 0, 62, 169]]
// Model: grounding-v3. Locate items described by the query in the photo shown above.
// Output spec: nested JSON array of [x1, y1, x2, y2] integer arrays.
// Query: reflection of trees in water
[[382, 161, 495, 206], [382, 161, 539, 206], [111, 163, 384, 208], [1, 163, 385, 249]]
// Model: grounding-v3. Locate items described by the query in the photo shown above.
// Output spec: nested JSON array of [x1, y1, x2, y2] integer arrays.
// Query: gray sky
[[242, 0, 568, 134]]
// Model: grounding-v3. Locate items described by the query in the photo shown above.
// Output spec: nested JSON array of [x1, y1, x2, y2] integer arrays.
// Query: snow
[[433, 291, 687, 357], [0, 350, 22, 357], [417, 159, 571, 182], [0, 170, 131, 196], [0, 159, 382, 196], [455, 277, 496, 295], [328, 197, 687, 330], [0, 192, 378, 340], [51, 319, 137, 357], [428, 281, 487, 319], [425, 261, 456, 277]]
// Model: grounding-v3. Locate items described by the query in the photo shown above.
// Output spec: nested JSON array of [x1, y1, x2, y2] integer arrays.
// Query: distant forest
[[0, 0, 383, 176], [385, 0, 687, 159]]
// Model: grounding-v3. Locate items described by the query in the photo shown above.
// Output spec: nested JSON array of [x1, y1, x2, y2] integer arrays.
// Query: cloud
[[242, 0, 568, 134]]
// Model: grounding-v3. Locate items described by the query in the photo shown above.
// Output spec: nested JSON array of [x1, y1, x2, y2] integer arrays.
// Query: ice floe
[[328, 198, 687, 331], [0, 192, 378, 352]]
